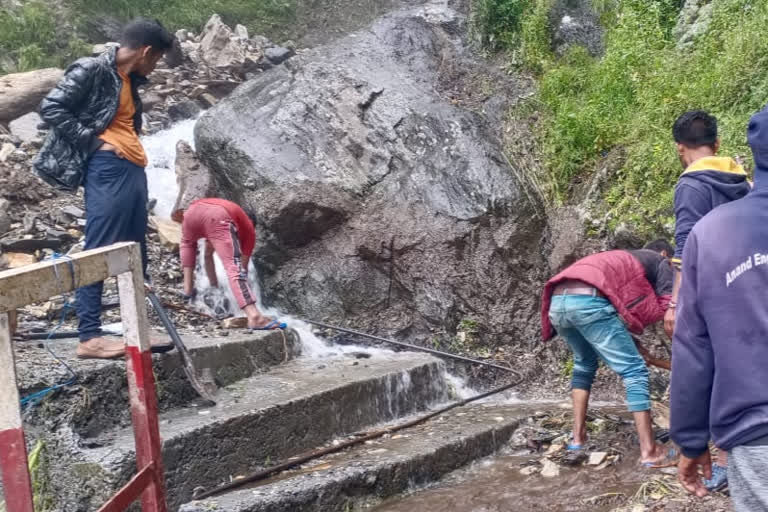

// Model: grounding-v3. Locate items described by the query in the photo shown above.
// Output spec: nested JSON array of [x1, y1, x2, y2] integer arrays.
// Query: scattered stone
[[265, 46, 295, 65], [561, 450, 588, 466], [519, 465, 539, 476], [149, 216, 182, 251], [198, 93, 218, 109], [0, 142, 14, 162], [1, 252, 36, 268], [168, 100, 202, 122], [545, 443, 563, 455], [175, 29, 190, 43], [200, 14, 246, 69], [142, 91, 164, 112], [588, 451, 608, 466], [164, 38, 185, 69], [0, 68, 63, 123], [540, 459, 560, 478], [9, 112, 44, 144], [234, 24, 249, 40], [221, 317, 248, 329], [61, 205, 85, 219], [250, 35, 272, 49]]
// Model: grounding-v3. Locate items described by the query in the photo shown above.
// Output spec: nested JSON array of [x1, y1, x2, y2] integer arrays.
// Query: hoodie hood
[[680, 156, 750, 202], [748, 107, 768, 188]]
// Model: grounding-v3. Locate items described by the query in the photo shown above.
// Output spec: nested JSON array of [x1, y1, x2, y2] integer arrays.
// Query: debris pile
[[0, 14, 298, 337]]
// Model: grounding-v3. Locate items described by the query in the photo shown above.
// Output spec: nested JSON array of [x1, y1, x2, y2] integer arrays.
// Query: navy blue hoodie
[[672, 156, 751, 269], [670, 109, 768, 458]]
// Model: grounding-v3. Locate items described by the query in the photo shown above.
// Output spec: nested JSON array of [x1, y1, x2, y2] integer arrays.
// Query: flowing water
[[140, 120, 444, 362], [371, 448, 645, 512]]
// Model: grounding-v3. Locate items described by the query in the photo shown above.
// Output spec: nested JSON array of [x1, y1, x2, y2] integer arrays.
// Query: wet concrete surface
[[54, 351, 448, 510], [180, 403, 542, 511]]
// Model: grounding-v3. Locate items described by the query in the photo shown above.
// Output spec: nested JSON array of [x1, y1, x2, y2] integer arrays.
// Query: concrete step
[[17, 329, 300, 437], [40, 351, 449, 511], [178, 402, 542, 512]]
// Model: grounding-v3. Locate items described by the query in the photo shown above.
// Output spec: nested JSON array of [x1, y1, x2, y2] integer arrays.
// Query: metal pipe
[[306, 320, 520, 376]]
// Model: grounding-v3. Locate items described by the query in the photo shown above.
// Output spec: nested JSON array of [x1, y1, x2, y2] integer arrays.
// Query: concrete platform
[[38, 351, 449, 511], [16, 329, 301, 436], [179, 403, 540, 512]]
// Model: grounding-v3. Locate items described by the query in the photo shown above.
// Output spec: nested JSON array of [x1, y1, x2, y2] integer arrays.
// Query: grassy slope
[[0, 0, 296, 74], [481, 0, 768, 235]]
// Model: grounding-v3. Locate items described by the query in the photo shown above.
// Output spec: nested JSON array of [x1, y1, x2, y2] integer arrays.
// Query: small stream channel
[[371, 449, 643, 512]]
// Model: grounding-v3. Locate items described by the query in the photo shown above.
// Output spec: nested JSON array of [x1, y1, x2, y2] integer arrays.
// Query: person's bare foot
[[641, 443, 678, 466], [77, 337, 126, 359]]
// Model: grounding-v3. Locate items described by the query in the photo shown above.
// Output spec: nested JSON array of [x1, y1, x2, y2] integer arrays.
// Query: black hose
[[307, 320, 521, 378]]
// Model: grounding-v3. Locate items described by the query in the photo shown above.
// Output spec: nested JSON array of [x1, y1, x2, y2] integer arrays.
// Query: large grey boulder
[[194, 0, 547, 342], [0, 68, 63, 124]]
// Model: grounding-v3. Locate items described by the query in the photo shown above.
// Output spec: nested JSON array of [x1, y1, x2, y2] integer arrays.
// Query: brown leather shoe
[[76, 337, 126, 360]]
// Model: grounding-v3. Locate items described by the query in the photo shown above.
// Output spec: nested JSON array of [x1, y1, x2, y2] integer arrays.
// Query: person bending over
[[541, 241, 675, 466], [175, 198, 285, 330]]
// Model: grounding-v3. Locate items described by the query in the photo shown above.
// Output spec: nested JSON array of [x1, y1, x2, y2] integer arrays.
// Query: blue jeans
[[76, 151, 148, 341], [549, 295, 650, 412]]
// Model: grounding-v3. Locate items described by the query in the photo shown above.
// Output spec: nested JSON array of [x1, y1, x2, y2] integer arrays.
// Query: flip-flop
[[250, 319, 287, 331], [642, 447, 679, 468], [567, 434, 588, 451]]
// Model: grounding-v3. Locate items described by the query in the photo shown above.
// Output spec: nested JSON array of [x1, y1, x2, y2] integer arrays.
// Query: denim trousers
[[76, 151, 148, 341], [549, 295, 651, 412]]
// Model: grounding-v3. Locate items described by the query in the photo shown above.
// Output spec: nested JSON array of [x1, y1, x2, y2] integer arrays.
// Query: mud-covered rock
[[195, 1, 547, 343]]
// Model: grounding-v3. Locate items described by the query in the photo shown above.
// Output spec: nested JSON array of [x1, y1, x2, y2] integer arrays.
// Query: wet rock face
[[549, 0, 604, 57], [195, 1, 547, 342]]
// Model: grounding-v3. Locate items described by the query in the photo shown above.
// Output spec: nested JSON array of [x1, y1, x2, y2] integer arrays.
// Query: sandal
[[642, 447, 679, 468], [250, 319, 287, 331]]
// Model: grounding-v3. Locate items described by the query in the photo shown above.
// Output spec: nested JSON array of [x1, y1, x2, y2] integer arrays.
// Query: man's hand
[[678, 451, 712, 497], [664, 308, 676, 338]]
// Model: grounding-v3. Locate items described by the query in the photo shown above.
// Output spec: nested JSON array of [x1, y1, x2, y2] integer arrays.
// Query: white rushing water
[[142, 118, 198, 218], [140, 120, 392, 359]]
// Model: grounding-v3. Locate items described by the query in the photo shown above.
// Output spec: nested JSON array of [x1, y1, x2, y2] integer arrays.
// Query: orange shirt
[[99, 71, 147, 167]]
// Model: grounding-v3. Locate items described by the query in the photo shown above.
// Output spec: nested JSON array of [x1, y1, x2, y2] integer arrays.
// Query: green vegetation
[[0, 0, 296, 75], [69, 0, 296, 38], [481, 0, 768, 234], [0, 1, 91, 73], [28, 440, 54, 511]]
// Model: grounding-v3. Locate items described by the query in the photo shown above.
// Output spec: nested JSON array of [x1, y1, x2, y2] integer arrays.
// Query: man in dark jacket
[[665, 111, 751, 337], [664, 111, 751, 488], [541, 242, 675, 465], [671, 107, 768, 511], [35, 19, 174, 359]]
